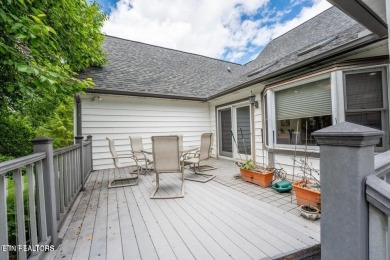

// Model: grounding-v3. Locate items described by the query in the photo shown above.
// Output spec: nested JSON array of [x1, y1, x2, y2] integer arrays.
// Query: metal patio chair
[[150, 135, 185, 199], [129, 136, 153, 174], [106, 137, 140, 188], [183, 133, 216, 183]]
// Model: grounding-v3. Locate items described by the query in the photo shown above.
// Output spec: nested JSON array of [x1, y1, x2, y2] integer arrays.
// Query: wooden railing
[[0, 135, 93, 260], [365, 150, 390, 260]]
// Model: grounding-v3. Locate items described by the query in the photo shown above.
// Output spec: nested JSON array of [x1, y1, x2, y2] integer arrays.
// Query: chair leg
[[108, 167, 139, 189], [150, 171, 185, 199], [184, 163, 215, 183]]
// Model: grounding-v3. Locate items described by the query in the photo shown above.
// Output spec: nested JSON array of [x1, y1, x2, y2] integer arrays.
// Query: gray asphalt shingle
[[79, 7, 370, 99]]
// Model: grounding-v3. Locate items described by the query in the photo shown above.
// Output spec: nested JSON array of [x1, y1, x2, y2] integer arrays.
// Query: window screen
[[345, 71, 383, 110]]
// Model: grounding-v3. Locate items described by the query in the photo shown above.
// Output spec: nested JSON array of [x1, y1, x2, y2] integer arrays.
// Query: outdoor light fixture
[[249, 91, 258, 108], [93, 95, 103, 102]]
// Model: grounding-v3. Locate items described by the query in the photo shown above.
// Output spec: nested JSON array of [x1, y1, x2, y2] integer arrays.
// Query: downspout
[[75, 94, 82, 136], [251, 101, 256, 163]]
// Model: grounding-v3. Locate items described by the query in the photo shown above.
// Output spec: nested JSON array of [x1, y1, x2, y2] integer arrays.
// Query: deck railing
[[313, 122, 387, 260], [0, 135, 93, 260], [366, 150, 390, 260]]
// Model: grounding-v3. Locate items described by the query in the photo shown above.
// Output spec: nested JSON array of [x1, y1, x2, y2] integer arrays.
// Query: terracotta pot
[[240, 168, 274, 188], [292, 180, 321, 209]]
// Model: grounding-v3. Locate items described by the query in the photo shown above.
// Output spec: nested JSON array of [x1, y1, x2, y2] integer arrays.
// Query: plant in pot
[[291, 121, 321, 213], [239, 159, 275, 188], [292, 156, 321, 210]]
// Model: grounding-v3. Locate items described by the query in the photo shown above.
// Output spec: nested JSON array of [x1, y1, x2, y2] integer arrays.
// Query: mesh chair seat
[[130, 136, 153, 174], [150, 135, 185, 199], [106, 137, 140, 188], [184, 133, 216, 183]]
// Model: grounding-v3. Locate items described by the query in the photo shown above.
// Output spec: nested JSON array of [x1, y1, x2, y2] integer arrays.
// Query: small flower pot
[[240, 168, 274, 188], [300, 205, 320, 220], [292, 180, 321, 209]]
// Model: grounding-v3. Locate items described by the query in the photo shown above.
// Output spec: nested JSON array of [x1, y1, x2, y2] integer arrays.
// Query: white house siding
[[208, 85, 267, 165], [80, 94, 211, 170]]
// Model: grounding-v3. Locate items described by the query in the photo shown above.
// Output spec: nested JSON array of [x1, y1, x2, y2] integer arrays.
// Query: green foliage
[[0, 115, 35, 157], [0, 0, 107, 157], [36, 97, 74, 149], [241, 159, 257, 170], [6, 174, 30, 247]]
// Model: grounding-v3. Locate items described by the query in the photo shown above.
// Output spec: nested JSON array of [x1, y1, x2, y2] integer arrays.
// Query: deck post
[[75, 136, 85, 191], [32, 136, 60, 247], [87, 135, 93, 172], [312, 122, 383, 260]]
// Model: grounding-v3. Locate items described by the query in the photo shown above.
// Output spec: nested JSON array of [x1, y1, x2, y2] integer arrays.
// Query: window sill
[[267, 147, 320, 158]]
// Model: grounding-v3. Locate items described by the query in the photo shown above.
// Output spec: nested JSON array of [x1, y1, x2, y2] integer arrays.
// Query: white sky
[[102, 0, 332, 64]]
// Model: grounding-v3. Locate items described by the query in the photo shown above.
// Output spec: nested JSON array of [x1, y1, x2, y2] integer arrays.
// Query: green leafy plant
[[0, 0, 107, 158]]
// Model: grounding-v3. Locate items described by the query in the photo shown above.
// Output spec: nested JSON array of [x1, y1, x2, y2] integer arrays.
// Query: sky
[[94, 0, 332, 64]]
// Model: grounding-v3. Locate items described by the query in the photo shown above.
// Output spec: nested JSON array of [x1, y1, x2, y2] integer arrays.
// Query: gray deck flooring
[[44, 160, 320, 260]]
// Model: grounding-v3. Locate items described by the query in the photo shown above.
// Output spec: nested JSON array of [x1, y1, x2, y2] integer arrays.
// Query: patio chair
[[183, 133, 216, 183], [197, 133, 217, 171], [150, 136, 185, 199], [129, 136, 153, 174], [106, 138, 140, 188]]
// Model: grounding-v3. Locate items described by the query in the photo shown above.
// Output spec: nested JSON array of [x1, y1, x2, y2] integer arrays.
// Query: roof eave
[[85, 89, 207, 102], [327, 0, 388, 37], [207, 33, 383, 100]]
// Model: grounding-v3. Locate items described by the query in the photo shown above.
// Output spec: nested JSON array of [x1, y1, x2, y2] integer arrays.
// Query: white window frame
[[264, 73, 332, 152], [340, 65, 389, 152]]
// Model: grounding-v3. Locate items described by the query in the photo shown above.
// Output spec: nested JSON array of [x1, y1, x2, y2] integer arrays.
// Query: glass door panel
[[218, 108, 233, 157], [236, 105, 251, 157]]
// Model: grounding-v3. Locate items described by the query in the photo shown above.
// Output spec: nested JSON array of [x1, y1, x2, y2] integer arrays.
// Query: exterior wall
[[208, 85, 267, 165], [80, 94, 210, 170]]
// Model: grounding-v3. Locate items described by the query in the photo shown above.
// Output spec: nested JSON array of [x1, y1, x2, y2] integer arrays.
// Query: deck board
[[45, 161, 320, 260], [88, 168, 109, 259]]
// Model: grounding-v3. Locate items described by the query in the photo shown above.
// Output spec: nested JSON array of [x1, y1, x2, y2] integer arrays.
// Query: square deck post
[[32, 136, 60, 247], [313, 122, 383, 260]]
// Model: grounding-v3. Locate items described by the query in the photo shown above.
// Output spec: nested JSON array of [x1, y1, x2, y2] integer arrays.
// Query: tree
[[0, 0, 107, 157]]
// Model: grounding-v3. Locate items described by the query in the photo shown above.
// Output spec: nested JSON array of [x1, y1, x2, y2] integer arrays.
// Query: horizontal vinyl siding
[[81, 94, 210, 170]]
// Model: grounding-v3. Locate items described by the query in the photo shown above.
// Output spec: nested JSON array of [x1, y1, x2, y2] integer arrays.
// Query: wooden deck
[[44, 163, 320, 260]]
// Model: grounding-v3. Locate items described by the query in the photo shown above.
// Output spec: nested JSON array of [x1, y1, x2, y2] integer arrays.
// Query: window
[[265, 77, 332, 148], [344, 68, 388, 149]]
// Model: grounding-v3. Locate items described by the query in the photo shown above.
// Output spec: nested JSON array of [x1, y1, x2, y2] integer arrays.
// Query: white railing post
[[313, 122, 383, 260], [74, 136, 84, 191], [32, 137, 60, 247]]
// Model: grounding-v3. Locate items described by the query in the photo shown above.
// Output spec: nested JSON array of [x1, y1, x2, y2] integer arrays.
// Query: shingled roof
[[80, 6, 375, 100]]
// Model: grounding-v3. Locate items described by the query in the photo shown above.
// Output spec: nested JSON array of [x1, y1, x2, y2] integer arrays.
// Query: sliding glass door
[[218, 108, 233, 157], [218, 103, 251, 158]]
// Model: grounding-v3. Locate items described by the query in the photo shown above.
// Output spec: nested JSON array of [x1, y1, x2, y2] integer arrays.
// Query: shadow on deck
[[43, 159, 320, 260]]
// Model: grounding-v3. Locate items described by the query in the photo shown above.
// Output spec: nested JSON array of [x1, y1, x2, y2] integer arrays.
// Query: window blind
[[275, 79, 331, 120], [345, 71, 383, 110]]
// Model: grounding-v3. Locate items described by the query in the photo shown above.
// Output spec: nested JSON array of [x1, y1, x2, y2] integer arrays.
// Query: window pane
[[236, 106, 251, 154], [276, 79, 331, 120], [345, 111, 382, 130], [345, 71, 383, 110], [346, 111, 382, 147], [220, 109, 232, 153], [276, 115, 332, 145]]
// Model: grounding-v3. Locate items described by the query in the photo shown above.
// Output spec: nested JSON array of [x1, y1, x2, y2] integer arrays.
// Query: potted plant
[[239, 159, 275, 188], [291, 151, 321, 209], [291, 121, 321, 210]]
